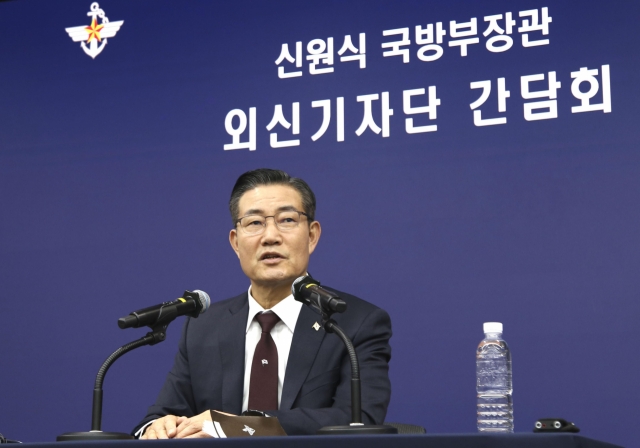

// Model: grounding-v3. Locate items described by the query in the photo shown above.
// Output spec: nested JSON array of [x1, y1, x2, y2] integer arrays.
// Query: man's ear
[[307, 220, 321, 255], [229, 228, 240, 259]]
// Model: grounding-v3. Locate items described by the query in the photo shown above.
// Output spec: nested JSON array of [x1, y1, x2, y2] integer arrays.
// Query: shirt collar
[[246, 285, 302, 333]]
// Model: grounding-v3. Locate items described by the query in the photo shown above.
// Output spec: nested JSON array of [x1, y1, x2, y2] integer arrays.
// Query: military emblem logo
[[65, 2, 124, 59]]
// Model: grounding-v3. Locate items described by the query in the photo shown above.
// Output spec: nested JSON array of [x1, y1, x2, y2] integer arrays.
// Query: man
[[134, 169, 392, 438]]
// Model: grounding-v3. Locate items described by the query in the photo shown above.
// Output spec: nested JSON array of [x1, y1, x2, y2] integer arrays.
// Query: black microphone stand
[[313, 303, 397, 435], [57, 320, 172, 441]]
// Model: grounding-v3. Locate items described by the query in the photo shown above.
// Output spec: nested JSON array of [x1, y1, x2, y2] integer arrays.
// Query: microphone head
[[192, 290, 211, 314], [291, 275, 315, 302]]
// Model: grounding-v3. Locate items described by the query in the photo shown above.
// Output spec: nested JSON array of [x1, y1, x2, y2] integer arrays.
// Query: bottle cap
[[483, 322, 503, 334]]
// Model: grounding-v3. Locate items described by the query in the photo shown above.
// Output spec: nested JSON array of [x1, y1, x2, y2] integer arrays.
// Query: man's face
[[229, 184, 321, 293]]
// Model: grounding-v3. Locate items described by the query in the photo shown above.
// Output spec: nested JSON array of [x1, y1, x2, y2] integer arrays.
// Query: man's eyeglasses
[[235, 210, 309, 235]]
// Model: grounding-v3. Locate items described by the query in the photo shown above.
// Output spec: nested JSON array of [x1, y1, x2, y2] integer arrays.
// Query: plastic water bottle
[[476, 322, 513, 432]]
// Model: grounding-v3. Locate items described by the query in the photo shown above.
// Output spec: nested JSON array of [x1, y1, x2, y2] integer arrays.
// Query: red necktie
[[248, 312, 281, 411]]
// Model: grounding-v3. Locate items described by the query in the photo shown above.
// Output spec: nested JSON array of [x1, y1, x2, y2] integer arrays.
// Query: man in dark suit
[[135, 169, 392, 438]]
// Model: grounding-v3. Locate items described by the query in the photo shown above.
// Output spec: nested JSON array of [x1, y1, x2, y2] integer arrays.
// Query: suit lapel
[[220, 293, 249, 415], [280, 306, 327, 410]]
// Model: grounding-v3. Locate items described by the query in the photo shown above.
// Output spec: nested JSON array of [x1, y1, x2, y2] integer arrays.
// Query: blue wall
[[1, 1, 638, 446]]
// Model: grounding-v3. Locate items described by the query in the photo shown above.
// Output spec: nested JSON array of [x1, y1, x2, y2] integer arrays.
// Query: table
[[22, 433, 623, 448]]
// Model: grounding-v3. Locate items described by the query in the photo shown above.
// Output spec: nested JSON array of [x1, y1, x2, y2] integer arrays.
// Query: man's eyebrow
[[243, 208, 264, 216], [276, 205, 298, 212], [242, 205, 298, 216]]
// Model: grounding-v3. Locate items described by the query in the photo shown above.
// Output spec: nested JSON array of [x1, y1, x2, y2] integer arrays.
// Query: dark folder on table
[[207, 410, 287, 438]]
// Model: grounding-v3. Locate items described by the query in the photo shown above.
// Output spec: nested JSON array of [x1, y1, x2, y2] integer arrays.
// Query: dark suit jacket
[[133, 289, 392, 435]]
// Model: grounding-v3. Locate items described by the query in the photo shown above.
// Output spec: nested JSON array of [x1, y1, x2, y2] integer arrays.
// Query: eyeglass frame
[[234, 209, 311, 234]]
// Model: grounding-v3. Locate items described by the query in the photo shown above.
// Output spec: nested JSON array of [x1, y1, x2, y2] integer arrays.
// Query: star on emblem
[[312, 322, 321, 331], [85, 17, 104, 43]]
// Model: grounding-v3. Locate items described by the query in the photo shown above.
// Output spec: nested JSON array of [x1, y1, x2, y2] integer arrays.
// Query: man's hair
[[229, 168, 316, 224]]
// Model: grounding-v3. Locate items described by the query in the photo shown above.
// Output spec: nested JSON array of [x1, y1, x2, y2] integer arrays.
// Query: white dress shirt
[[242, 286, 302, 412]]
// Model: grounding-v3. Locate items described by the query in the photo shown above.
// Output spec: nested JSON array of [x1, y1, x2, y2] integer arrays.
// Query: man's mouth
[[260, 252, 285, 262]]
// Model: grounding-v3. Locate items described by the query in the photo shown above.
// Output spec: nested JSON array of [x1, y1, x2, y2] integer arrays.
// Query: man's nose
[[261, 217, 282, 242]]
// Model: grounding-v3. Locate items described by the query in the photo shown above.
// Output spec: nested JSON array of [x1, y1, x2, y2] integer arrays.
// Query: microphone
[[291, 276, 396, 435], [292, 275, 347, 313], [118, 290, 211, 329]]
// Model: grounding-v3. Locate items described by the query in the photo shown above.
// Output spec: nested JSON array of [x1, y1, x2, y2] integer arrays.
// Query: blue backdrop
[[1, 1, 638, 446]]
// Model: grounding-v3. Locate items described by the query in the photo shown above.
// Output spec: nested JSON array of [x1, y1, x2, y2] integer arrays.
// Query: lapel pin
[[312, 322, 321, 331]]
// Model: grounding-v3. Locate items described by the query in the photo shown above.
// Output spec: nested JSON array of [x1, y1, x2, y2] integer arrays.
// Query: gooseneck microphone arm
[[91, 326, 167, 431], [58, 319, 172, 441], [323, 319, 362, 424]]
